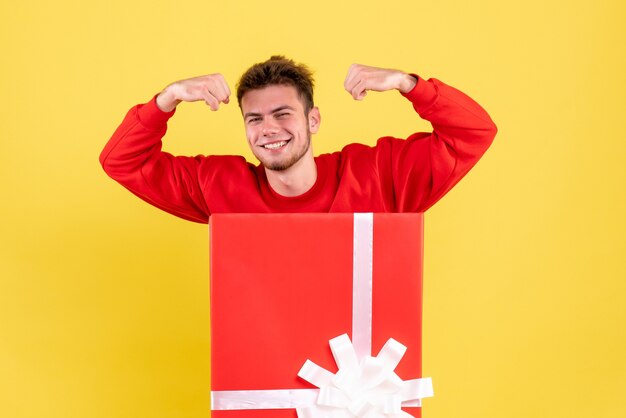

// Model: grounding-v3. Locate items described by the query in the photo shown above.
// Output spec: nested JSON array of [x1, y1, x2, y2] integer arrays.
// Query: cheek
[[245, 127, 256, 143], [284, 119, 305, 133]]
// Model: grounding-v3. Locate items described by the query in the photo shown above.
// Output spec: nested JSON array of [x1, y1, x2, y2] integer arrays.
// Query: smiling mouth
[[262, 140, 290, 150]]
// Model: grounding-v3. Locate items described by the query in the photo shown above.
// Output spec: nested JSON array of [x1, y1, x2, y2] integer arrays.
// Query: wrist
[[397, 73, 417, 94], [156, 86, 181, 113]]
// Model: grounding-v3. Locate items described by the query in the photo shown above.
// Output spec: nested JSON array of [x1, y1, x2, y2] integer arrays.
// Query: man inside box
[[100, 56, 497, 220]]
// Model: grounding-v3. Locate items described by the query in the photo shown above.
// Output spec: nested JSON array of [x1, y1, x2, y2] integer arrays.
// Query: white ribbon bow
[[297, 334, 433, 418]]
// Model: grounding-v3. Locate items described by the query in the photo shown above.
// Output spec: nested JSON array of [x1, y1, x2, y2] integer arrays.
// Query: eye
[[276, 112, 290, 119], [247, 117, 261, 124]]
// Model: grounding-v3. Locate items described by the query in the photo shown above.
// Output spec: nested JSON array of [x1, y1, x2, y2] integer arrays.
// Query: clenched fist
[[156, 73, 231, 112], [344, 64, 417, 100]]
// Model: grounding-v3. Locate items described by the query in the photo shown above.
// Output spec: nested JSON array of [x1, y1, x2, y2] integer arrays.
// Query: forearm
[[100, 97, 210, 223], [387, 77, 497, 212], [100, 97, 173, 180], [403, 76, 497, 163]]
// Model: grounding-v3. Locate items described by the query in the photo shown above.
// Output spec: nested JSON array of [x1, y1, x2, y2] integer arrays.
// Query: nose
[[261, 117, 279, 136]]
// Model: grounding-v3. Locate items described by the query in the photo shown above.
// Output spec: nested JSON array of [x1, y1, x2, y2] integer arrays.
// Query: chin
[[263, 161, 295, 172]]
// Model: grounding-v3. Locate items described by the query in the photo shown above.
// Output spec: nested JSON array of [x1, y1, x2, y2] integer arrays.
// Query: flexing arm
[[344, 64, 497, 212], [99, 74, 232, 223]]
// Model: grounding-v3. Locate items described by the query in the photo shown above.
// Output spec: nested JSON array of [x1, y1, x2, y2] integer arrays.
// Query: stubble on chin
[[260, 132, 312, 172]]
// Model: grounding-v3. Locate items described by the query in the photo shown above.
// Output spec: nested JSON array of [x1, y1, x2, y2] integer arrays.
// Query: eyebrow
[[244, 105, 296, 120]]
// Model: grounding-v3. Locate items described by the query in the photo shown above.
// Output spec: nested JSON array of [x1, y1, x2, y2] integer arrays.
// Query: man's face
[[241, 85, 320, 171]]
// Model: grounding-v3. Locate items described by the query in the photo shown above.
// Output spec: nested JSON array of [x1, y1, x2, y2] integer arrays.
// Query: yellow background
[[1, 0, 624, 417]]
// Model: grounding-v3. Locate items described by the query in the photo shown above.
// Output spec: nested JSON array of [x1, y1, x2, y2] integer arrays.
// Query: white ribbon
[[211, 213, 433, 415], [211, 389, 319, 410], [352, 213, 374, 360]]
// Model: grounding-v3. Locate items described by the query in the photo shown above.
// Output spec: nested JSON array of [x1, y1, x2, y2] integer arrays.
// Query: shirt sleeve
[[376, 76, 498, 212], [99, 96, 213, 223]]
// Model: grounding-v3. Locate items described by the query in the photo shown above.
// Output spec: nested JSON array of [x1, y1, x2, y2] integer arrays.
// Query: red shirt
[[100, 77, 497, 223]]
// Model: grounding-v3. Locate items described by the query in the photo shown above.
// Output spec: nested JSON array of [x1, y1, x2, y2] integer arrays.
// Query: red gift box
[[209, 213, 433, 418]]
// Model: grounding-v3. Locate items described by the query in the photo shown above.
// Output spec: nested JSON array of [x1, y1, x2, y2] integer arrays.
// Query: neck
[[265, 150, 317, 197]]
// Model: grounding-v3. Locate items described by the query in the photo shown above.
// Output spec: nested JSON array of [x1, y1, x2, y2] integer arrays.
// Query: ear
[[308, 107, 321, 134]]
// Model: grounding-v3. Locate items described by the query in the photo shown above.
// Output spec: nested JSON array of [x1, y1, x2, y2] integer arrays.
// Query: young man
[[100, 56, 497, 222]]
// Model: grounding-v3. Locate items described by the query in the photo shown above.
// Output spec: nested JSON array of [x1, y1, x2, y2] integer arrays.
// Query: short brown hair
[[237, 55, 315, 113]]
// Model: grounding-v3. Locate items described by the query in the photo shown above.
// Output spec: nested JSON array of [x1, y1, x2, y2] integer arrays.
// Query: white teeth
[[263, 141, 287, 150]]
